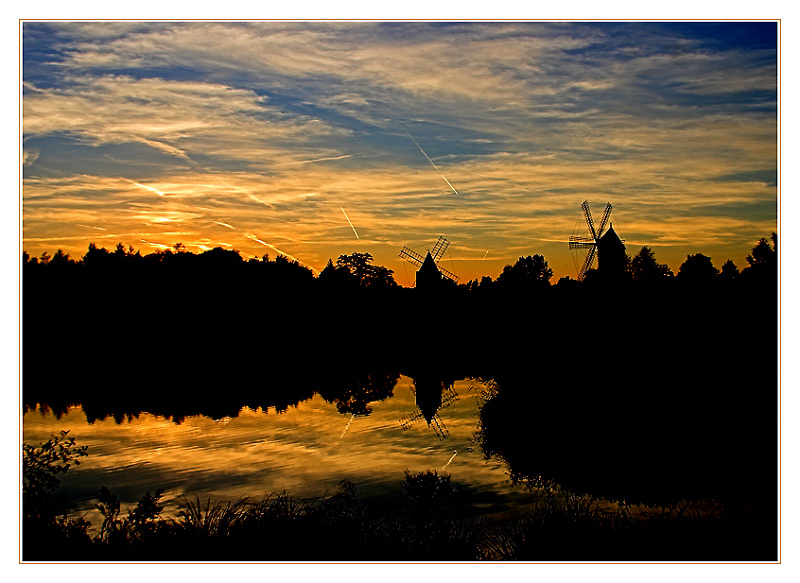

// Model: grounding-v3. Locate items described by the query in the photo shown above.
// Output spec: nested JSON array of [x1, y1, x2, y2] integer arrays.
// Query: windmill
[[399, 377, 460, 439], [399, 236, 459, 287], [569, 201, 625, 281]]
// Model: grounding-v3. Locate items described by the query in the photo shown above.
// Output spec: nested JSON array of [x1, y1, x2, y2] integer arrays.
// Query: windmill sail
[[430, 236, 450, 263], [583, 200, 597, 240], [597, 203, 612, 237], [400, 378, 457, 440], [569, 201, 625, 281], [580, 244, 597, 279], [569, 201, 615, 281], [399, 237, 459, 283], [399, 246, 426, 268], [436, 265, 459, 283]]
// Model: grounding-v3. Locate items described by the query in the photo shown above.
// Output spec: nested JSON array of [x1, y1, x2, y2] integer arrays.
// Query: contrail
[[139, 238, 170, 250], [247, 194, 271, 208], [442, 450, 458, 470], [281, 153, 354, 166], [340, 414, 356, 438], [340, 207, 359, 240], [136, 137, 196, 166], [405, 131, 460, 195], [127, 179, 165, 197], [244, 233, 320, 275], [212, 221, 236, 230], [482, 250, 489, 261]]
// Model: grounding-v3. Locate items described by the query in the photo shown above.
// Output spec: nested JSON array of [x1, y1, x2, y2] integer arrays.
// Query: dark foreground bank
[[23, 434, 776, 562]]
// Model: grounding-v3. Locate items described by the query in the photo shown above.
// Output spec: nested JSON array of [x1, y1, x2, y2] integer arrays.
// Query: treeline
[[22, 232, 778, 292], [22, 235, 778, 394]]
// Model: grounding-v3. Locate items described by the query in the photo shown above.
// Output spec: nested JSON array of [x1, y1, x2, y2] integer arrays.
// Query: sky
[[21, 21, 778, 283]]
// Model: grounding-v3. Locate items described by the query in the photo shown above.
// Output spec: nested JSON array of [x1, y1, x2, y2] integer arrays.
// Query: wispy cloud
[[22, 22, 777, 280]]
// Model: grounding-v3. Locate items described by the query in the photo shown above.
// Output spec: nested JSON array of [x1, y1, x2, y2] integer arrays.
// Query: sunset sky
[[21, 21, 778, 282]]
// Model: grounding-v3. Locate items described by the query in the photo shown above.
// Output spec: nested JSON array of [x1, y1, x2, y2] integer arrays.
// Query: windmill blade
[[430, 236, 450, 263], [596, 203, 612, 238], [440, 386, 460, 409], [579, 244, 597, 280], [400, 238, 458, 282], [431, 414, 450, 439], [399, 246, 425, 267], [582, 200, 597, 241], [400, 411, 425, 429], [438, 264, 460, 283], [569, 235, 596, 248]]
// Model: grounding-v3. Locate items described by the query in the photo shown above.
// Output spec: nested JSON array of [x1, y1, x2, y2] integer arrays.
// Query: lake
[[23, 376, 550, 530]]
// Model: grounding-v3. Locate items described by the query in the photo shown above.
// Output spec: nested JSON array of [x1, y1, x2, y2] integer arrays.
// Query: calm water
[[23, 376, 543, 529]]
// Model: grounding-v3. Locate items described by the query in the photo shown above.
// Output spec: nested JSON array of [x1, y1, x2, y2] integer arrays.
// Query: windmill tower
[[399, 377, 460, 439], [399, 236, 459, 289], [569, 201, 626, 281]]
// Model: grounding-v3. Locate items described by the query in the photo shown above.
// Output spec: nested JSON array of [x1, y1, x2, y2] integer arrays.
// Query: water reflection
[[24, 356, 776, 517], [24, 366, 399, 425], [23, 376, 530, 527], [24, 282, 778, 548], [400, 375, 459, 439], [317, 369, 399, 416]]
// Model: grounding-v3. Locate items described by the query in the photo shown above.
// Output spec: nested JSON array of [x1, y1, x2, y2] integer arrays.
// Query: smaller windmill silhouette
[[569, 200, 624, 281], [399, 378, 460, 439], [399, 236, 459, 286]]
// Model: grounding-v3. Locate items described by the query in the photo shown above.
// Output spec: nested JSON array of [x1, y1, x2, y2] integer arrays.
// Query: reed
[[175, 495, 253, 538], [23, 468, 774, 561]]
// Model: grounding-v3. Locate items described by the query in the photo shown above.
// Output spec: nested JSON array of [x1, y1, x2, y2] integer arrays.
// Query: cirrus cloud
[[22, 21, 778, 281]]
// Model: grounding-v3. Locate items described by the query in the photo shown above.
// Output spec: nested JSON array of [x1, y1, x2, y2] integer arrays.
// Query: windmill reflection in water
[[400, 375, 460, 439]]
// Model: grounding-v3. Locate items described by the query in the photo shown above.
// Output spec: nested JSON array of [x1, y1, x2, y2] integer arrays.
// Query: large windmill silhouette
[[568, 201, 625, 281], [399, 236, 459, 288]]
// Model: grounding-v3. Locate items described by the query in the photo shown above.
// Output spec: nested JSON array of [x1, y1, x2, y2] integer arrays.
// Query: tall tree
[[628, 246, 673, 282], [742, 233, 777, 284], [335, 253, 396, 288], [746, 233, 777, 268], [719, 259, 740, 281], [497, 255, 553, 290], [677, 253, 718, 283]]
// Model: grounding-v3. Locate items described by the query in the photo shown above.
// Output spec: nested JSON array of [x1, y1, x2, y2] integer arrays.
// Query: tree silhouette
[[628, 246, 673, 282], [318, 369, 399, 416], [50, 249, 73, 266], [319, 258, 358, 289], [198, 246, 244, 266], [83, 242, 112, 269], [719, 259, 740, 281], [741, 233, 777, 284], [677, 253, 718, 283], [497, 255, 553, 290], [746, 233, 777, 267], [335, 252, 396, 288]]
